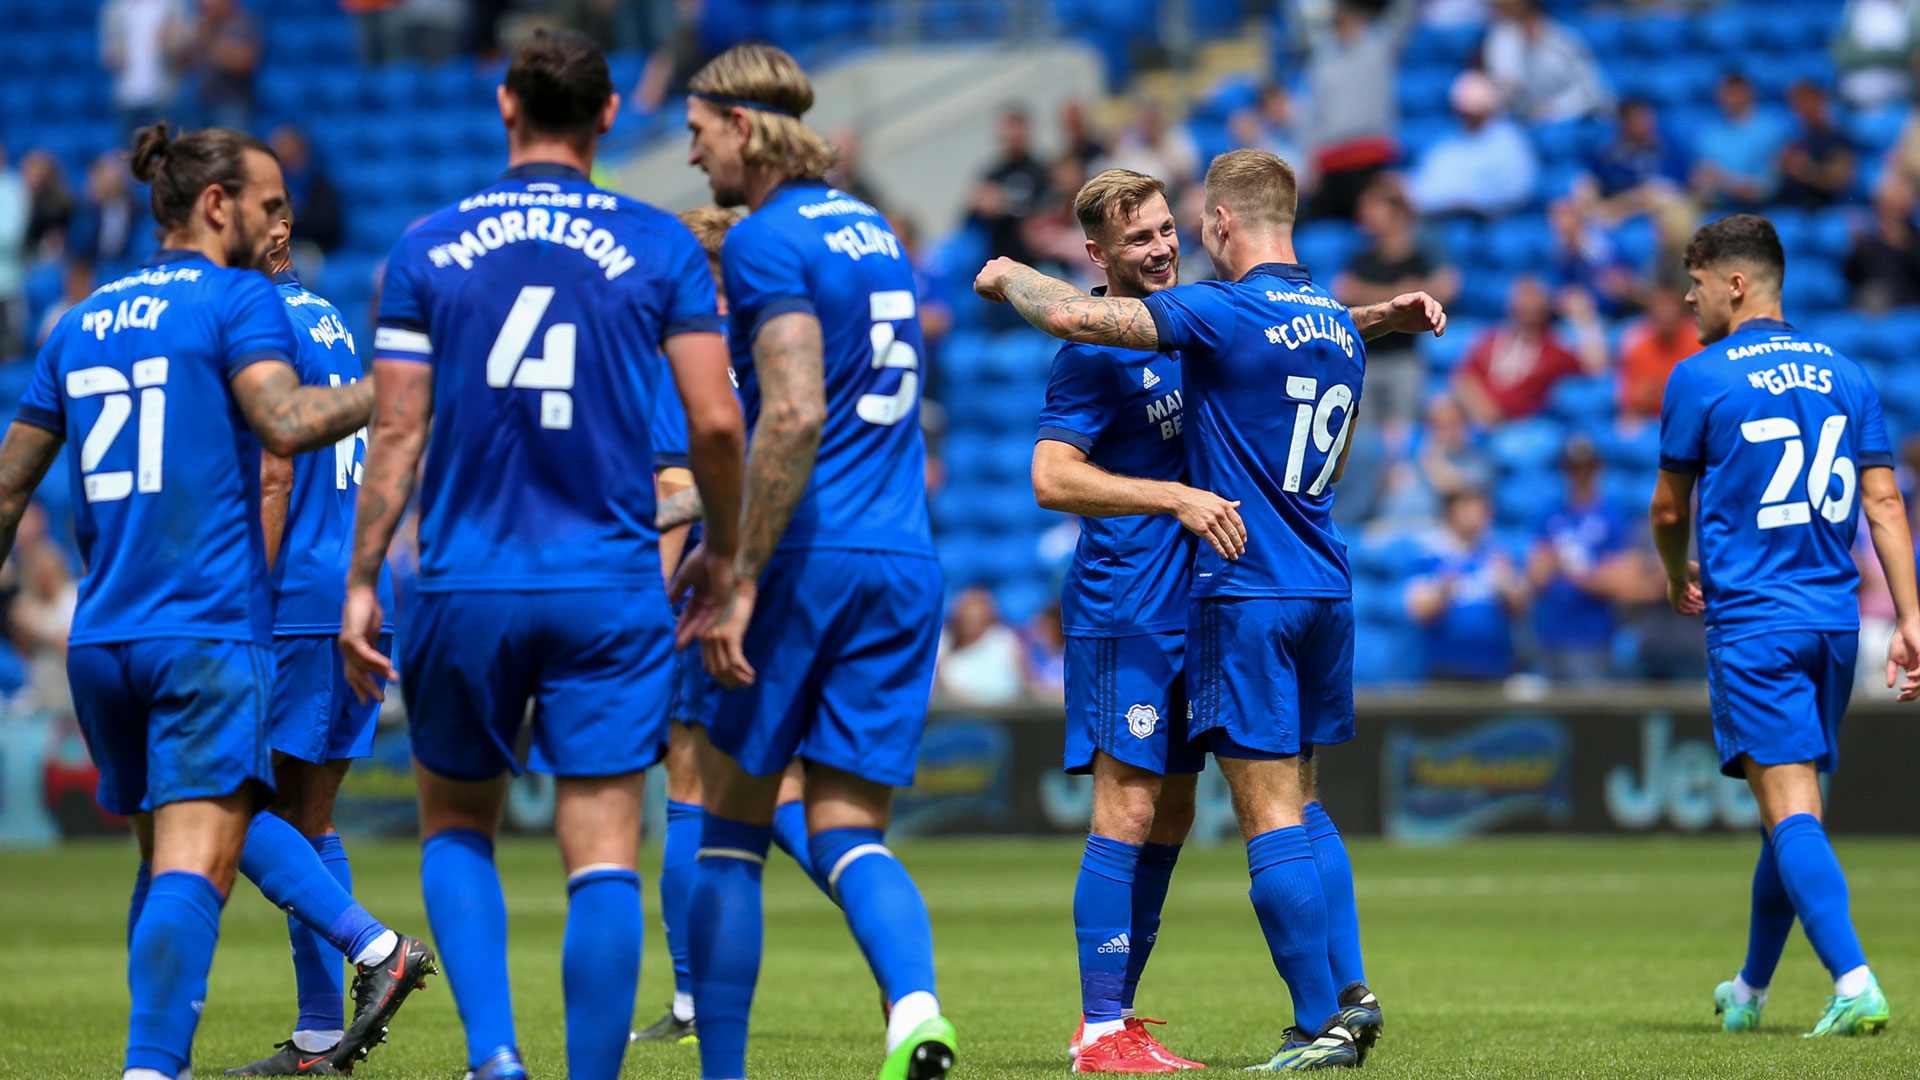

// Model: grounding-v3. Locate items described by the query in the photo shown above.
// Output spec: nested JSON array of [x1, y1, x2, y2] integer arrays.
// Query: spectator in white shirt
[[936, 586, 1027, 706], [1409, 71, 1540, 217], [1483, 0, 1613, 125], [99, 0, 189, 134]]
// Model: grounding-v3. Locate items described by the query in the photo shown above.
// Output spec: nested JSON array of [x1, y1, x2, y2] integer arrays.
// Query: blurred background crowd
[[2, 0, 1920, 711]]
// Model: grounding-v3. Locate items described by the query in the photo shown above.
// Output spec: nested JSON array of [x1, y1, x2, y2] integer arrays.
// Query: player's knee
[[1149, 782, 1198, 843], [1092, 790, 1157, 845]]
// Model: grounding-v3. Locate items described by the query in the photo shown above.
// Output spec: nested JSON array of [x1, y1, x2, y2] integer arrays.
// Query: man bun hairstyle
[[1684, 213, 1786, 282], [130, 123, 274, 232], [689, 43, 837, 181], [1073, 169, 1167, 243], [505, 28, 614, 145], [1203, 148, 1299, 232]]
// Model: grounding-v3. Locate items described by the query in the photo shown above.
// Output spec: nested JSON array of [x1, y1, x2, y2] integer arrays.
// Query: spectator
[[1408, 71, 1539, 218], [1548, 199, 1642, 317], [1527, 436, 1635, 682], [1616, 537, 1708, 680], [1405, 489, 1529, 682], [68, 154, 145, 269], [270, 126, 343, 255], [1101, 99, 1200, 196], [827, 126, 884, 210], [889, 214, 952, 362], [1483, 0, 1613, 124], [0, 143, 27, 358], [37, 260, 97, 348], [1691, 74, 1789, 209], [1335, 177, 1459, 429], [1230, 83, 1307, 181], [1375, 394, 1495, 527], [1453, 276, 1608, 425], [342, 0, 407, 66], [1833, 0, 1920, 109], [968, 107, 1051, 265], [1775, 81, 1857, 210], [1579, 99, 1688, 221], [1617, 286, 1696, 421], [1298, 0, 1418, 221], [1019, 156, 1095, 281], [1021, 602, 1067, 702], [1058, 99, 1108, 172], [192, 0, 261, 132], [936, 586, 1026, 705], [99, 0, 189, 134], [1646, 191, 1701, 295], [1845, 168, 1920, 310], [11, 542, 75, 715], [22, 151, 75, 261]]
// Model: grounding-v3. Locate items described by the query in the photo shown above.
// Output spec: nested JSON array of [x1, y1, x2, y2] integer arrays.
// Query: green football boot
[[877, 1015, 956, 1080], [1245, 1021, 1359, 1071], [1806, 974, 1890, 1037], [1714, 980, 1763, 1032]]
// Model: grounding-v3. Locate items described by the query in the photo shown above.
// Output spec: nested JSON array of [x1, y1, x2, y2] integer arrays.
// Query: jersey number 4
[[1740, 415, 1855, 529], [70, 359, 166, 503], [487, 285, 575, 430]]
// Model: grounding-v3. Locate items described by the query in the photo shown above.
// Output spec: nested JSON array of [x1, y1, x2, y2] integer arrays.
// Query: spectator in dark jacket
[[270, 126, 343, 253], [1776, 80, 1857, 209], [1846, 168, 1920, 311], [68, 153, 146, 268]]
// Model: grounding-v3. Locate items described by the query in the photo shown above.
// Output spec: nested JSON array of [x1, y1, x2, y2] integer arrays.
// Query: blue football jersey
[[270, 271, 395, 634], [1141, 262, 1365, 598], [374, 163, 722, 592], [1659, 317, 1893, 647], [1036, 333, 1192, 636], [721, 181, 934, 558], [15, 250, 296, 646]]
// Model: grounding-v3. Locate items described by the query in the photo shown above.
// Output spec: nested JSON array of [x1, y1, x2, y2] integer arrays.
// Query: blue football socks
[[1247, 826, 1338, 1033], [810, 826, 939, 1011], [1740, 830, 1796, 992], [125, 870, 224, 1077], [241, 811, 390, 964], [689, 813, 772, 1080], [126, 860, 152, 951], [1769, 814, 1869, 982], [1125, 842, 1180, 1013], [1074, 834, 1138, 1024], [1303, 801, 1366, 988], [421, 828, 518, 1069], [563, 867, 642, 1080], [661, 799, 702, 1009], [771, 799, 832, 898], [288, 833, 355, 1043]]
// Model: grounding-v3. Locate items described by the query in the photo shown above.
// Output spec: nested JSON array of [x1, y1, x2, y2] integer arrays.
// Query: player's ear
[[598, 92, 621, 137], [202, 181, 229, 233], [1085, 237, 1107, 271], [497, 84, 517, 131], [730, 105, 753, 145]]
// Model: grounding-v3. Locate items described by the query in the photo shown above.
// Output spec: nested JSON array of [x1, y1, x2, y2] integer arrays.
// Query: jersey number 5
[[1740, 415, 1855, 529], [69, 359, 166, 503], [487, 285, 575, 430], [857, 290, 919, 427]]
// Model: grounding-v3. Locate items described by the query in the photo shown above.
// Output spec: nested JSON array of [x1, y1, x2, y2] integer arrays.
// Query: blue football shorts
[[400, 588, 672, 781], [706, 549, 942, 788], [1188, 596, 1356, 759], [1063, 631, 1205, 776], [68, 638, 275, 815], [1707, 629, 1856, 778], [268, 633, 391, 764]]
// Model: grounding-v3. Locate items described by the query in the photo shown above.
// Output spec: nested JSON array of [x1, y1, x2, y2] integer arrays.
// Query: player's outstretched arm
[[259, 451, 293, 572], [0, 422, 62, 558], [1859, 466, 1920, 699], [339, 360, 431, 703], [1648, 469, 1704, 616], [230, 360, 377, 457], [975, 257, 1160, 350], [1032, 439, 1244, 558], [1348, 292, 1448, 341]]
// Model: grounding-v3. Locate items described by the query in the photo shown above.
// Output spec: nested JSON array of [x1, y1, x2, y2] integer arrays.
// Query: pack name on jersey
[[457, 190, 620, 213], [823, 220, 900, 261], [1746, 360, 1836, 396], [1145, 388, 1184, 440], [1264, 289, 1342, 311], [79, 295, 170, 340], [426, 209, 637, 280], [97, 266, 202, 293], [1265, 312, 1355, 358]]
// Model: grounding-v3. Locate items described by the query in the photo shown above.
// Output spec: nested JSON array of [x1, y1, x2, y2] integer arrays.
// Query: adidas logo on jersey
[[1096, 933, 1131, 955], [1142, 367, 1161, 389]]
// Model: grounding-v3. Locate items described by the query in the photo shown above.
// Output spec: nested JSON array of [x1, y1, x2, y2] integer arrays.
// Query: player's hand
[[702, 576, 758, 688], [1887, 619, 1920, 701], [1384, 291, 1448, 337], [1667, 560, 1705, 617], [973, 257, 1023, 304], [338, 583, 395, 705], [669, 542, 734, 647], [1171, 485, 1246, 559]]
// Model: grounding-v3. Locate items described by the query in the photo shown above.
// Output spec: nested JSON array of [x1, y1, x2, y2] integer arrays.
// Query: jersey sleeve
[[1140, 281, 1237, 359], [1855, 374, 1894, 470], [1036, 344, 1117, 454], [373, 240, 433, 364], [650, 373, 690, 470], [222, 272, 299, 378], [662, 223, 725, 340], [14, 320, 66, 434], [1657, 361, 1706, 474], [721, 221, 814, 345]]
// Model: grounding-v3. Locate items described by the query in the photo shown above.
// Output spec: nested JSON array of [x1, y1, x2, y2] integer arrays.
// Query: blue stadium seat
[[1567, 11, 1626, 57], [1623, 12, 1696, 57], [995, 576, 1052, 625], [1496, 468, 1562, 530], [1294, 221, 1359, 277], [1597, 424, 1660, 471], [1420, 319, 1477, 372], [1784, 258, 1847, 312], [1398, 65, 1457, 122], [1547, 375, 1614, 427], [1697, 6, 1761, 56], [1487, 417, 1568, 474], [1486, 215, 1551, 272], [1406, 22, 1482, 67]]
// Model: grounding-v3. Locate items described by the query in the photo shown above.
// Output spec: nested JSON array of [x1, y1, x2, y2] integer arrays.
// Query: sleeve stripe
[[1036, 424, 1097, 454], [375, 327, 433, 354], [1141, 295, 1176, 354], [13, 404, 62, 434]]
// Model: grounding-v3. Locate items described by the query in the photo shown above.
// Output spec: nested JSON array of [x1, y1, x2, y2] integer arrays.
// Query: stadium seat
[[1495, 468, 1562, 530], [1547, 376, 1614, 428], [1293, 220, 1359, 276], [1487, 417, 1568, 474]]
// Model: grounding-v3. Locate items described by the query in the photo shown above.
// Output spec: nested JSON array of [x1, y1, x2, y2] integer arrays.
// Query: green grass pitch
[[4, 835, 1919, 1078]]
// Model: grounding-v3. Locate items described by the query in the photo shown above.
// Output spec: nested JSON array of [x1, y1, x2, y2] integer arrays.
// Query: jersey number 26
[[1740, 415, 1856, 530]]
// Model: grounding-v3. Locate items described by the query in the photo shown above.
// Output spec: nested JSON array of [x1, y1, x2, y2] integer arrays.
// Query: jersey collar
[[146, 248, 210, 266], [770, 177, 832, 201], [1734, 317, 1795, 334], [1237, 261, 1313, 283], [271, 269, 300, 286], [501, 162, 590, 184]]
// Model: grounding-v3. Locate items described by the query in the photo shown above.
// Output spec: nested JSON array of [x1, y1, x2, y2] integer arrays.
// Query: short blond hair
[[689, 44, 837, 181], [1073, 169, 1168, 242], [678, 204, 742, 266], [1203, 149, 1298, 232]]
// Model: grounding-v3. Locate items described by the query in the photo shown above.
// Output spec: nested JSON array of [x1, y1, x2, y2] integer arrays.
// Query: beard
[[228, 219, 272, 273]]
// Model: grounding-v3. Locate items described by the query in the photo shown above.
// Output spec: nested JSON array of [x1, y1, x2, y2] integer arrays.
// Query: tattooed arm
[[339, 360, 431, 702], [1348, 292, 1448, 341], [974, 257, 1161, 350], [0, 423, 61, 558], [656, 485, 705, 531], [229, 360, 377, 457]]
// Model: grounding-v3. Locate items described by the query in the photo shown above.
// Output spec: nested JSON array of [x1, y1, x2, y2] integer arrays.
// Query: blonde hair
[[1203, 149, 1298, 232], [689, 44, 837, 181], [678, 204, 742, 267], [1073, 169, 1168, 242]]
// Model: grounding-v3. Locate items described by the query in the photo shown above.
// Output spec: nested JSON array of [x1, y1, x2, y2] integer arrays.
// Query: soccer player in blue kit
[[680, 42, 957, 1080], [1649, 214, 1920, 1038], [978, 149, 1445, 1071], [0, 124, 379, 1080], [338, 31, 747, 1080], [225, 222, 428, 1078]]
